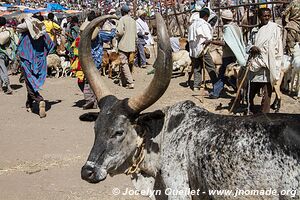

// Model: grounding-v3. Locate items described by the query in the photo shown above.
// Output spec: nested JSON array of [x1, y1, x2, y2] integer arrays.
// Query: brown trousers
[[119, 51, 135, 86]]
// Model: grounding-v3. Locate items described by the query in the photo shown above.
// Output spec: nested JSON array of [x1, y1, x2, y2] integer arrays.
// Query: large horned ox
[[79, 14, 300, 200]]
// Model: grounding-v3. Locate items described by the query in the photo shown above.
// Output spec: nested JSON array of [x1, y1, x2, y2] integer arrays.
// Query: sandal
[[125, 83, 134, 89], [39, 101, 46, 118]]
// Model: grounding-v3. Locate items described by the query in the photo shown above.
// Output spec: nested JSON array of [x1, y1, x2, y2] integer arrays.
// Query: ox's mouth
[[81, 161, 107, 183]]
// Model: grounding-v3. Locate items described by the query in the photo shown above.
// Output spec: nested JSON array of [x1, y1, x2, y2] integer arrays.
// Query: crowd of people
[[185, 0, 299, 115], [0, 3, 156, 117], [0, 0, 299, 119]]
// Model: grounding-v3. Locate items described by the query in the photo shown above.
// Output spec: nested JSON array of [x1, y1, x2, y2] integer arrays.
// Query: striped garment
[[17, 33, 54, 92]]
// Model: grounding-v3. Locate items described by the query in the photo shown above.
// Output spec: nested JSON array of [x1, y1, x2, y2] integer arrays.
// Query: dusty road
[[0, 65, 299, 200]]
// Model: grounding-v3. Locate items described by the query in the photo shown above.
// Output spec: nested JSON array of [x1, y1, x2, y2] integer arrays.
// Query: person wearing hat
[[207, 9, 246, 99], [135, 9, 153, 68], [0, 16, 13, 95], [188, 8, 219, 92], [116, 5, 137, 89]]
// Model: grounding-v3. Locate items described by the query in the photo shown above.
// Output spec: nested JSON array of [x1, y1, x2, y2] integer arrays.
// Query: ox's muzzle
[[81, 161, 107, 183]]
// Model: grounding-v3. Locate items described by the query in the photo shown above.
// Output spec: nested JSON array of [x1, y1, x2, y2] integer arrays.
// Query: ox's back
[[158, 101, 300, 199]]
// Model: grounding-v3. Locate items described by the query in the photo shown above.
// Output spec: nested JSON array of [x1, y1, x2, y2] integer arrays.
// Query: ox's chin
[[86, 171, 107, 184], [85, 175, 107, 184], [94, 168, 108, 182]]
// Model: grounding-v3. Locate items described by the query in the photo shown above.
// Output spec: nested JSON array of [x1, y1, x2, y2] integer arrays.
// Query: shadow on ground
[[73, 99, 86, 108], [30, 100, 62, 116], [11, 84, 23, 90]]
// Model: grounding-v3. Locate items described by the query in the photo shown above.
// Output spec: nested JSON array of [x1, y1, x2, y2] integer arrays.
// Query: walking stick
[[229, 60, 250, 113], [202, 57, 206, 88]]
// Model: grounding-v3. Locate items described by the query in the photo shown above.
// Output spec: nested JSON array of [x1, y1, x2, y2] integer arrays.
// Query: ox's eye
[[111, 130, 124, 138]]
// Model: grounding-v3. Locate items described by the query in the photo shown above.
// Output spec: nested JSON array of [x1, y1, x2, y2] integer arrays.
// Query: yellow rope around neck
[[125, 136, 145, 175]]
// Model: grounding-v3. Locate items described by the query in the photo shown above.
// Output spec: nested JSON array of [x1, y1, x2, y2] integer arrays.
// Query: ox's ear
[[79, 112, 99, 122], [135, 110, 165, 139], [136, 110, 165, 125]]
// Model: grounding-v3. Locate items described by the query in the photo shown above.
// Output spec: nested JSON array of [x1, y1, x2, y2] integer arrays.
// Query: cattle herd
[[77, 14, 300, 200]]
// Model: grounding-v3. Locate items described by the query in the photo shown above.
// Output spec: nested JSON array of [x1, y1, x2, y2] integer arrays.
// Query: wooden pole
[[245, 0, 250, 43], [255, 0, 258, 25], [159, 0, 162, 14], [133, 0, 137, 18], [212, 1, 288, 10], [236, 0, 240, 25], [173, 6, 184, 37], [217, 0, 221, 39], [165, 6, 171, 36], [272, 2, 275, 22], [229, 65, 250, 113], [99, 0, 102, 14], [247, 0, 250, 23]]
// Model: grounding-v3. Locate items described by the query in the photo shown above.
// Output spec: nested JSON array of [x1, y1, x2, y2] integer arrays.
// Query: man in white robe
[[247, 8, 283, 113]]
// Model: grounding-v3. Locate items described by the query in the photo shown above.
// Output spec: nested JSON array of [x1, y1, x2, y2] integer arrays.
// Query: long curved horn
[[127, 13, 172, 114], [79, 15, 118, 101]]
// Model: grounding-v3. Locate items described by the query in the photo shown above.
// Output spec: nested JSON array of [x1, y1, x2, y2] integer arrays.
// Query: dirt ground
[[0, 58, 299, 200]]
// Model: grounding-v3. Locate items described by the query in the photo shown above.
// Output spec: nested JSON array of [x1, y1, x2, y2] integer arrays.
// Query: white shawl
[[223, 23, 247, 67], [16, 17, 46, 40], [254, 21, 283, 84]]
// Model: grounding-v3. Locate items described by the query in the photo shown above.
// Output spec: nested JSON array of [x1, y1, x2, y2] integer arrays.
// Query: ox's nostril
[[81, 165, 95, 180]]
